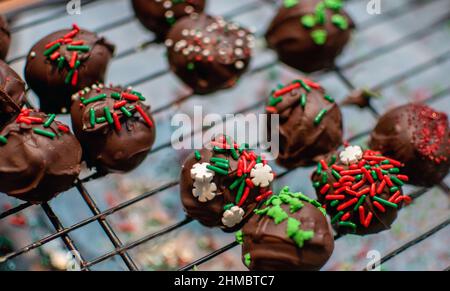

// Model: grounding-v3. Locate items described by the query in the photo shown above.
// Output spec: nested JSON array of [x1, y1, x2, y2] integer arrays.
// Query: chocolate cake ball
[[311, 145, 410, 235], [0, 60, 26, 128], [266, 0, 354, 72], [0, 109, 82, 203], [370, 104, 449, 187], [237, 186, 334, 271], [180, 135, 274, 232], [266, 78, 343, 168], [24, 24, 115, 114], [0, 15, 10, 60], [166, 14, 254, 95], [131, 0, 206, 40], [70, 83, 156, 173]]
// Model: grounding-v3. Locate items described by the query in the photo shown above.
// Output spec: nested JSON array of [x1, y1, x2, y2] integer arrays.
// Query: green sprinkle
[[300, 93, 307, 108], [67, 45, 90, 52], [313, 181, 321, 189], [332, 169, 342, 180], [226, 136, 239, 160], [355, 174, 363, 181], [331, 211, 344, 224], [206, 165, 228, 176], [389, 168, 400, 174], [57, 57, 65, 69], [104, 107, 113, 124], [235, 179, 246, 204], [187, 62, 195, 71], [0, 135, 7, 145], [332, 14, 349, 30], [256, 156, 262, 164], [120, 106, 133, 117], [229, 177, 243, 191], [390, 186, 399, 193], [299, 79, 311, 92], [314, 109, 328, 125], [321, 172, 328, 184], [215, 162, 230, 170], [235, 230, 244, 245], [371, 170, 378, 181], [292, 229, 314, 248], [111, 92, 121, 100], [269, 96, 283, 106], [213, 147, 226, 153], [391, 176, 404, 186], [90, 108, 95, 127], [381, 169, 389, 175], [224, 203, 234, 211], [324, 94, 335, 103], [44, 114, 56, 128], [373, 196, 398, 209], [338, 221, 356, 230], [325, 0, 343, 10], [286, 218, 300, 238], [317, 162, 323, 175], [311, 29, 328, 45], [330, 200, 339, 207], [283, 0, 298, 8], [194, 150, 201, 160], [96, 117, 106, 124], [83, 94, 107, 105], [211, 157, 228, 164], [328, 155, 337, 166], [267, 205, 288, 224], [131, 90, 146, 101], [353, 195, 366, 212], [244, 253, 251, 267], [301, 14, 316, 28], [65, 69, 74, 84], [334, 13, 351, 28], [74, 60, 81, 69], [33, 128, 55, 139], [381, 160, 391, 165], [43, 43, 61, 56], [315, 2, 326, 24]]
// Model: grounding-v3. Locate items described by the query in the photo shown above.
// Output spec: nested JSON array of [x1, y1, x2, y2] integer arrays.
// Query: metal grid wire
[[0, 0, 449, 271]]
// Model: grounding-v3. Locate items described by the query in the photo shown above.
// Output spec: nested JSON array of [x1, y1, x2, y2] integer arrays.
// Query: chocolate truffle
[[131, 0, 206, 40], [180, 135, 274, 232], [311, 145, 410, 235], [70, 83, 156, 173], [266, 0, 354, 73], [24, 24, 115, 114], [266, 78, 343, 168], [237, 186, 334, 271], [0, 60, 26, 128], [166, 14, 254, 95], [0, 15, 10, 60], [370, 103, 449, 187], [0, 109, 82, 203]]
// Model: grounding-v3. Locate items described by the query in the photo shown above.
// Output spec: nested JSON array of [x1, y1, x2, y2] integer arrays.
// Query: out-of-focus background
[[0, 0, 449, 271]]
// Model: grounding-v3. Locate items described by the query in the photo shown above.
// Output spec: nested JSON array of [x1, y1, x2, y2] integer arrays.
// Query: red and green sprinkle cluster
[[75, 84, 153, 132], [266, 78, 334, 126], [284, 0, 350, 45], [195, 135, 273, 209], [0, 109, 69, 145], [314, 149, 411, 232], [41, 23, 89, 86]]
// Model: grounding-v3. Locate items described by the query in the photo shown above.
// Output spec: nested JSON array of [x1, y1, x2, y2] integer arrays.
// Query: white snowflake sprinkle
[[191, 162, 214, 182], [222, 206, 244, 227], [192, 179, 218, 203], [250, 163, 274, 187], [339, 145, 363, 165]]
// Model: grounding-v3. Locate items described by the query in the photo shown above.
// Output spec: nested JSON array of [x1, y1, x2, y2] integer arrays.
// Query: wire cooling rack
[[0, 0, 449, 271]]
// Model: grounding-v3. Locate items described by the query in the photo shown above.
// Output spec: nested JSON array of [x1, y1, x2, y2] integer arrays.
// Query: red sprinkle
[[341, 212, 351, 221], [361, 167, 374, 183], [114, 100, 127, 109], [340, 169, 362, 176], [325, 195, 345, 200], [245, 178, 254, 189], [320, 184, 330, 195], [122, 92, 140, 101], [266, 106, 277, 114], [337, 198, 358, 211], [364, 212, 373, 228], [246, 160, 256, 173], [136, 105, 153, 128], [345, 187, 359, 196], [69, 51, 78, 68], [373, 201, 386, 212], [384, 176, 394, 187], [256, 190, 273, 202], [112, 112, 121, 131], [320, 160, 328, 171], [238, 187, 251, 207], [359, 206, 365, 225], [389, 191, 401, 203], [332, 165, 345, 171], [357, 187, 370, 197], [377, 180, 386, 194], [58, 125, 70, 133], [396, 175, 409, 182], [351, 177, 366, 190], [273, 82, 301, 97], [370, 183, 376, 197], [50, 51, 60, 60], [71, 70, 79, 86]]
